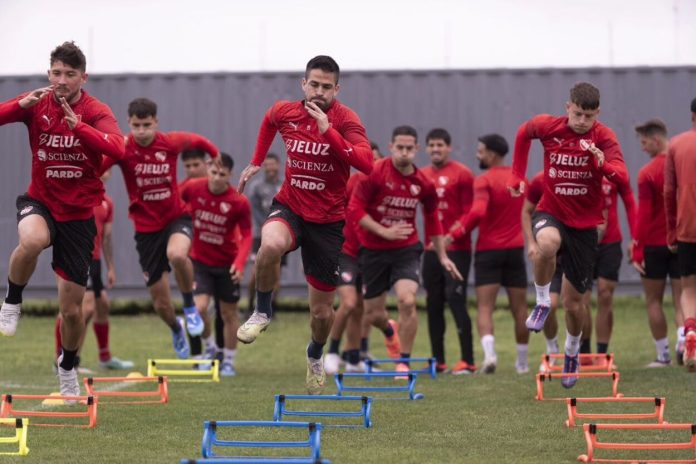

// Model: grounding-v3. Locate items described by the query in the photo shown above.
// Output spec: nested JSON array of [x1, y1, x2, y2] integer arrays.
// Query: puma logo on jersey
[[343, 148, 353, 156], [288, 122, 299, 131]]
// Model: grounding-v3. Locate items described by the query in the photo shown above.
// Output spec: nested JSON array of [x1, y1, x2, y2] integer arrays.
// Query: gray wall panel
[[1, 67, 695, 296]]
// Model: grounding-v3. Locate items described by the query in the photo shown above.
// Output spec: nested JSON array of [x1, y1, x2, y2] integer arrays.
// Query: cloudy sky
[[1, 0, 695, 75]]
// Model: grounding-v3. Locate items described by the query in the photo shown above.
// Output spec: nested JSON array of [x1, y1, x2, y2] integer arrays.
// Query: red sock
[[54, 317, 62, 358], [685, 318, 696, 335], [93, 321, 111, 362]]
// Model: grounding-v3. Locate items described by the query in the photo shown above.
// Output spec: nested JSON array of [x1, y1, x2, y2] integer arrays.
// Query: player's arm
[[102, 220, 116, 288], [593, 131, 630, 187], [631, 170, 652, 274], [422, 186, 462, 281], [168, 132, 220, 160], [348, 176, 413, 241], [508, 121, 535, 196], [0, 91, 43, 124], [664, 146, 678, 249], [450, 177, 490, 241], [67, 103, 125, 160], [239, 106, 279, 193], [616, 174, 638, 244], [230, 198, 253, 283]]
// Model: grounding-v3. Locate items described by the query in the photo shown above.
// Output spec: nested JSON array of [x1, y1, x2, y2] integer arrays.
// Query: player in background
[[101, 97, 220, 359], [508, 82, 629, 387], [630, 119, 684, 367], [0, 41, 125, 399], [421, 128, 476, 374], [447, 134, 528, 374], [664, 97, 696, 372], [181, 153, 252, 376], [236, 56, 373, 394]]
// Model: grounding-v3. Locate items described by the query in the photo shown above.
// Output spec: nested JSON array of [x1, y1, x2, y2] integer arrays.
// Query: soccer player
[[631, 119, 684, 367], [0, 41, 125, 398], [421, 128, 476, 374], [349, 125, 463, 375], [181, 148, 209, 183], [509, 82, 629, 388], [236, 56, 373, 394], [181, 153, 252, 376], [664, 97, 696, 372], [448, 134, 529, 374], [101, 97, 220, 359]]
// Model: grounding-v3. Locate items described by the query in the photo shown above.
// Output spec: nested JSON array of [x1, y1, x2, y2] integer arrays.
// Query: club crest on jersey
[[341, 271, 353, 283], [155, 151, 167, 162], [220, 202, 231, 213], [602, 183, 612, 195], [438, 176, 449, 185], [534, 219, 547, 229], [409, 184, 421, 196], [579, 139, 592, 151], [20, 206, 33, 216], [548, 167, 557, 178]]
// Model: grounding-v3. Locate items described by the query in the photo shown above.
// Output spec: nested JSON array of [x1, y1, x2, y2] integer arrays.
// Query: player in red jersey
[[349, 125, 463, 375], [101, 97, 220, 360], [509, 82, 629, 387], [664, 97, 696, 372], [0, 42, 125, 398], [447, 134, 529, 374], [421, 128, 476, 375], [181, 153, 252, 376], [630, 119, 685, 367], [236, 56, 373, 394]]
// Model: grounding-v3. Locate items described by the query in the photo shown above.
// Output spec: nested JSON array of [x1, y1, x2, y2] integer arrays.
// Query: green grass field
[[1, 297, 695, 463]]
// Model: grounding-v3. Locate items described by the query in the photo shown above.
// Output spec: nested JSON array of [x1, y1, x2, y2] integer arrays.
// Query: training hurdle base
[[566, 397, 667, 428], [335, 372, 424, 400], [273, 394, 372, 428], [0, 394, 97, 428], [84, 376, 169, 404], [147, 359, 219, 382], [0, 418, 29, 456], [578, 423, 696, 463], [535, 372, 621, 401], [365, 357, 437, 379]]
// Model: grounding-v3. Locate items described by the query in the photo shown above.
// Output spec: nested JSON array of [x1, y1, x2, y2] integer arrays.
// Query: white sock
[[204, 336, 217, 351], [516, 344, 529, 367], [654, 337, 670, 361], [677, 326, 686, 343], [481, 334, 496, 359], [564, 330, 582, 356], [535, 282, 551, 306], [223, 348, 237, 363], [546, 336, 559, 354]]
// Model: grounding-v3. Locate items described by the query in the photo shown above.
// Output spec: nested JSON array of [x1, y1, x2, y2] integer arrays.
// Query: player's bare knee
[[166, 250, 189, 268], [310, 303, 333, 321]]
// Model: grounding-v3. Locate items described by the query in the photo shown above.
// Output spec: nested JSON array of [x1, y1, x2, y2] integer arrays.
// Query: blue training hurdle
[[335, 372, 424, 400], [273, 394, 373, 428], [364, 357, 438, 379]]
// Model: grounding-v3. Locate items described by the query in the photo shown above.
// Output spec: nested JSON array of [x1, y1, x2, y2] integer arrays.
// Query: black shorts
[[643, 245, 680, 280], [16, 194, 95, 287], [252, 237, 287, 266], [677, 241, 696, 277], [422, 249, 471, 298], [134, 215, 193, 287], [550, 254, 563, 294], [192, 259, 241, 303], [594, 241, 622, 282], [533, 212, 598, 294], [359, 243, 423, 299], [265, 200, 344, 289], [474, 247, 528, 288], [87, 259, 104, 298], [338, 252, 362, 290]]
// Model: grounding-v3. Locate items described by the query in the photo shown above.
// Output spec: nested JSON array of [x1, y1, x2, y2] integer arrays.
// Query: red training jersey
[[92, 194, 114, 260], [599, 176, 637, 245], [527, 171, 544, 205], [341, 172, 367, 258], [180, 178, 252, 269], [635, 154, 668, 248], [511, 114, 629, 229], [665, 128, 696, 243], [348, 158, 442, 251], [103, 132, 218, 233], [0, 91, 124, 221], [249, 100, 373, 224], [421, 160, 475, 251]]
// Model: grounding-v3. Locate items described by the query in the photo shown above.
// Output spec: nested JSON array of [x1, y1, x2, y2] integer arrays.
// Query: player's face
[[128, 115, 158, 146], [638, 134, 661, 156], [476, 142, 492, 170], [184, 158, 207, 179], [426, 138, 451, 168], [390, 135, 418, 169], [302, 69, 339, 111], [208, 164, 231, 193], [566, 102, 599, 134], [263, 158, 280, 181], [48, 61, 86, 104]]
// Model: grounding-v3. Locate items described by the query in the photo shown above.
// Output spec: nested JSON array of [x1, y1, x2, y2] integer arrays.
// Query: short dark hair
[[426, 128, 451, 146], [691, 97, 696, 114], [50, 41, 86, 73], [305, 55, 340, 83], [266, 153, 280, 162], [181, 148, 206, 162], [370, 140, 380, 152], [128, 98, 157, 118], [478, 133, 509, 157], [219, 153, 234, 171], [570, 82, 600, 110], [392, 125, 418, 143], [634, 119, 668, 138]]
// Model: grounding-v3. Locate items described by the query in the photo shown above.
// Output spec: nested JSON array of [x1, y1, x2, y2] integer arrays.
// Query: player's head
[[302, 55, 340, 111], [634, 119, 668, 157], [182, 148, 208, 179], [370, 140, 384, 161], [566, 82, 600, 135], [127, 98, 158, 146], [476, 133, 508, 170], [48, 41, 87, 103], [208, 152, 234, 193], [390, 125, 419, 170], [263, 153, 280, 181], [426, 128, 452, 168]]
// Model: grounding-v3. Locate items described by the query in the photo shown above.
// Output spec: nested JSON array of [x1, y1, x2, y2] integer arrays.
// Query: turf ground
[[1, 296, 695, 463]]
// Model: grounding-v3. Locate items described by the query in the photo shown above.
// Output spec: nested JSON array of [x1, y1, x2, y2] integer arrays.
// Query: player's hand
[[60, 97, 78, 129], [440, 256, 463, 281], [304, 101, 330, 134], [229, 264, 243, 283], [107, 267, 116, 288], [589, 143, 605, 169], [507, 178, 525, 197], [443, 234, 454, 248], [631, 259, 646, 275], [238, 164, 261, 193], [527, 241, 540, 263], [19, 86, 53, 109], [380, 223, 414, 241]]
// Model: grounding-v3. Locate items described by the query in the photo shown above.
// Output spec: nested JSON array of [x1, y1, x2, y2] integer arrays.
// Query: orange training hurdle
[[84, 376, 169, 404], [0, 394, 97, 428], [540, 353, 616, 373], [535, 372, 621, 401], [566, 397, 666, 427]]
